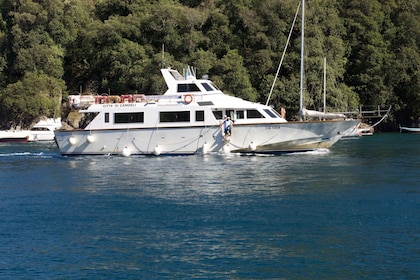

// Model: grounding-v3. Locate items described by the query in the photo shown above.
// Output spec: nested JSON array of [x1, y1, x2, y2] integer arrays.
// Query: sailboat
[[297, 1, 345, 121], [300, 55, 346, 120]]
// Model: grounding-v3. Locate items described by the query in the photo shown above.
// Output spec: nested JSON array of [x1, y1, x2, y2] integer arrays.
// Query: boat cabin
[[70, 67, 285, 130]]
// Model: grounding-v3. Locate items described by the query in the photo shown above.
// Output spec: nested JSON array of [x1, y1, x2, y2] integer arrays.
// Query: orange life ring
[[183, 94, 193, 104]]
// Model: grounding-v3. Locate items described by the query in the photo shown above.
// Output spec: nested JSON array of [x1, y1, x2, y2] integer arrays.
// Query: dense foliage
[[0, 0, 419, 129]]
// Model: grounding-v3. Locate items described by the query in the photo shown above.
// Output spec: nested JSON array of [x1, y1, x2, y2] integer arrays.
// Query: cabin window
[[226, 110, 235, 119], [79, 112, 99, 129], [264, 109, 278, 118], [247, 109, 264, 119], [31, 127, 49, 131], [236, 110, 244, 119], [201, 83, 213, 91], [169, 70, 184, 80], [196, 111, 204, 121], [105, 113, 109, 123], [212, 110, 223, 120], [178, 84, 201, 92], [160, 111, 190, 122], [114, 112, 144, 123]]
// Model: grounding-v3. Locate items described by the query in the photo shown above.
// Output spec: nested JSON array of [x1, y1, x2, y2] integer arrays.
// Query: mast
[[323, 57, 326, 113], [299, 0, 305, 121]]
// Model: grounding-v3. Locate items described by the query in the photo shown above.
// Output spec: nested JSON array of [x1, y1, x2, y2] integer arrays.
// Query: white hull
[[55, 120, 357, 156], [400, 127, 420, 133], [0, 118, 61, 142], [28, 131, 56, 142], [28, 118, 61, 141], [0, 130, 30, 142], [341, 125, 374, 138]]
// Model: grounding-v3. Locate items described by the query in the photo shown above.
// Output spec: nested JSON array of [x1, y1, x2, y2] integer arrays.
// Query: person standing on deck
[[222, 115, 233, 136]]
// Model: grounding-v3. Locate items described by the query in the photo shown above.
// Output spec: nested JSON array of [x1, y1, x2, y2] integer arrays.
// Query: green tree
[[141, 2, 207, 59], [340, 0, 395, 107], [0, 0, 419, 129], [304, 0, 359, 111], [212, 49, 257, 101], [0, 4, 7, 88], [7, 0, 67, 80], [201, 8, 231, 57], [390, 0, 420, 124], [97, 39, 150, 94], [0, 71, 64, 129]]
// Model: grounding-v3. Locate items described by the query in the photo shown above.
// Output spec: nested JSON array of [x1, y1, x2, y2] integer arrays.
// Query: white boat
[[54, 66, 358, 156], [400, 126, 420, 133], [342, 123, 374, 138], [0, 130, 31, 142], [54, 0, 358, 156], [27, 118, 62, 141], [0, 118, 61, 143], [360, 127, 374, 136]]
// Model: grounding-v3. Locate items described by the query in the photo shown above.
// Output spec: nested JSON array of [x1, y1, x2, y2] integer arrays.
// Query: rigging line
[[370, 106, 392, 128], [265, 2, 301, 106]]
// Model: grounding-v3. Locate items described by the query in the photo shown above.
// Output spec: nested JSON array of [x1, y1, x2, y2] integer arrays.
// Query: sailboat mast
[[323, 57, 326, 113], [299, 0, 305, 121]]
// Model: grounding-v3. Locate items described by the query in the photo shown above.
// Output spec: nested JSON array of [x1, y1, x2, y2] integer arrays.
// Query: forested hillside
[[0, 0, 419, 129]]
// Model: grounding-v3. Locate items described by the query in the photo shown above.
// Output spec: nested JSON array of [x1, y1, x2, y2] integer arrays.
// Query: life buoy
[[183, 94, 193, 104]]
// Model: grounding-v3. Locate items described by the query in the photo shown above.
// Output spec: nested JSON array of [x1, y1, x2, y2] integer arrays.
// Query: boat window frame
[[246, 109, 265, 119], [212, 110, 223, 120], [30, 127, 49, 131], [80, 112, 99, 129], [195, 110, 205, 122], [263, 109, 278, 118], [177, 83, 201, 93], [201, 83, 213, 91], [226, 110, 235, 119], [236, 110, 244, 119], [114, 112, 144, 124], [160, 111, 190, 123]]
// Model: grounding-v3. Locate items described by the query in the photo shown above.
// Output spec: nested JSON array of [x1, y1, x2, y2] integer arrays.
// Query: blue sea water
[[0, 134, 418, 279]]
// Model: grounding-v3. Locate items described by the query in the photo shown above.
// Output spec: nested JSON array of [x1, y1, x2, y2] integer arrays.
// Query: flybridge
[[67, 67, 220, 110]]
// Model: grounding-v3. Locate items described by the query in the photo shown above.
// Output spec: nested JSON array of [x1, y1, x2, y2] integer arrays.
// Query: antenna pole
[[161, 44, 165, 68]]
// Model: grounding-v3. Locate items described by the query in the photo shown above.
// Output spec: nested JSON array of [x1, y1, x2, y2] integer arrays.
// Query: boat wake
[[0, 151, 58, 158], [286, 148, 330, 156]]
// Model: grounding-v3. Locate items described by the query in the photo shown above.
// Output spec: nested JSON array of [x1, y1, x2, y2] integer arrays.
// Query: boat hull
[[0, 137, 29, 143], [0, 131, 30, 143], [400, 127, 420, 134], [0, 118, 60, 143], [54, 120, 358, 156], [28, 131, 55, 142]]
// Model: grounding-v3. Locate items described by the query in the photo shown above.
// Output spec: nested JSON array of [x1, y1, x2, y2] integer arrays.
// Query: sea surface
[[0, 134, 418, 279]]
